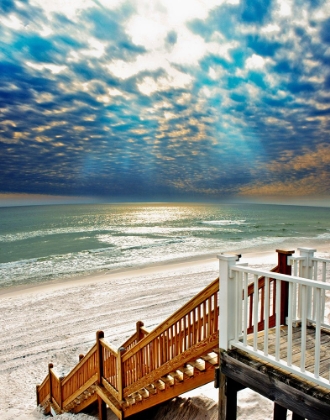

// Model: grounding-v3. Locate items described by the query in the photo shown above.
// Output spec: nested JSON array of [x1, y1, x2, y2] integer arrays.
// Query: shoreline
[[1, 242, 328, 299], [0, 249, 277, 299]]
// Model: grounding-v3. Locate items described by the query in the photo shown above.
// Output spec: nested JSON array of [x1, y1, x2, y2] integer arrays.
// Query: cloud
[[238, 144, 330, 197], [0, 0, 329, 203]]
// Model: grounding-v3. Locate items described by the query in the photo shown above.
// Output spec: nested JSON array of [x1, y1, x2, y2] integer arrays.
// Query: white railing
[[289, 248, 330, 326], [218, 249, 330, 390], [289, 248, 330, 283]]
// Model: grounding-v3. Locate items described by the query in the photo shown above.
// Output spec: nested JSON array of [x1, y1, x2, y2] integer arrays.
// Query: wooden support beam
[[96, 331, 107, 420], [226, 378, 237, 420], [273, 403, 287, 420], [97, 395, 107, 420], [292, 413, 305, 420], [217, 369, 226, 420], [226, 377, 246, 420], [221, 352, 330, 420]]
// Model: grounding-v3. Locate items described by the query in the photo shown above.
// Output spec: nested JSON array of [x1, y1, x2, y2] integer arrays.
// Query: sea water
[[0, 202, 329, 289]]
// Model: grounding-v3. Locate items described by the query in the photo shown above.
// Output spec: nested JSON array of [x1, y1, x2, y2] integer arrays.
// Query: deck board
[[246, 325, 330, 379]]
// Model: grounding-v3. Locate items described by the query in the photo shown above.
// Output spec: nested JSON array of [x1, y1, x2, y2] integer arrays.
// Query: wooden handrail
[[121, 278, 219, 396], [122, 278, 219, 362], [121, 321, 149, 352], [61, 344, 97, 386], [61, 343, 98, 407]]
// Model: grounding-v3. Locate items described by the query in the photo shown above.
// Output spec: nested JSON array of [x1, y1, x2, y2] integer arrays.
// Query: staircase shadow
[[107, 395, 218, 420]]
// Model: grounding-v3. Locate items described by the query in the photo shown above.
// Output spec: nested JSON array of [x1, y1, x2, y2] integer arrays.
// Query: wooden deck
[[248, 324, 330, 379], [220, 325, 330, 420], [217, 247, 330, 420]]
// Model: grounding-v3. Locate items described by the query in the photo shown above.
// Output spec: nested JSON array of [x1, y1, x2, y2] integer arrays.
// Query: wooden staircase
[[36, 278, 220, 419], [36, 250, 297, 419]]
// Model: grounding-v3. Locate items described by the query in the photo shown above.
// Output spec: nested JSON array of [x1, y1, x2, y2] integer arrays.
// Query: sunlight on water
[[0, 203, 329, 289]]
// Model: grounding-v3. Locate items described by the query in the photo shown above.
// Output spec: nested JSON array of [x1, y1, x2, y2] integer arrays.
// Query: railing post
[[298, 248, 316, 321], [117, 346, 125, 403], [298, 248, 316, 279], [59, 376, 63, 411], [276, 249, 295, 325], [48, 363, 53, 406], [36, 385, 40, 406], [218, 253, 240, 351], [136, 321, 144, 341], [96, 331, 107, 420]]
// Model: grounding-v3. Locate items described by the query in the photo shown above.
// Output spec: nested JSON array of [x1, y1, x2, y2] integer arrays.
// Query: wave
[[202, 220, 246, 226], [317, 231, 330, 239], [0, 226, 104, 243]]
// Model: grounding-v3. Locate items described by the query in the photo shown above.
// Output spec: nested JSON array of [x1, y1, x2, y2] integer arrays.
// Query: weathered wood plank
[[221, 352, 330, 420], [245, 325, 330, 386]]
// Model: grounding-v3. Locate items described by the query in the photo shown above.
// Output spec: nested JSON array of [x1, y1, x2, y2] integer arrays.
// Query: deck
[[250, 325, 330, 379], [220, 325, 330, 420]]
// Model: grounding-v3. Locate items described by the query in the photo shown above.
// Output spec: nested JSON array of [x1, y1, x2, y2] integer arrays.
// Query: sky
[[1, 0, 330, 206]]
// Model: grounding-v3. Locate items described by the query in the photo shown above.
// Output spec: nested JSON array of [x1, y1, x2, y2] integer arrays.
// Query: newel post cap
[[217, 253, 241, 262]]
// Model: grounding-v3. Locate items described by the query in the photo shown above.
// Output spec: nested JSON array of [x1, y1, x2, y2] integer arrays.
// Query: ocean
[[0, 202, 329, 290]]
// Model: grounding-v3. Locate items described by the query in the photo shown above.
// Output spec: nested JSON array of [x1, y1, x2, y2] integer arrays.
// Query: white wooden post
[[298, 248, 316, 321], [218, 253, 240, 351], [298, 248, 316, 278]]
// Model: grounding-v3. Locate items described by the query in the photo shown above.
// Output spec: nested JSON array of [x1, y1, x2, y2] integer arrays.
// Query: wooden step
[[183, 364, 194, 377], [64, 386, 97, 414], [169, 369, 184, 382], [161, 374, 175, 386], [200, 351, 219, 365], [145, 384, 158, 395], [137, 388, 149, 398], [49, 403, 62, 416], [132, 391, 144, 402], [122, 363, 217, 417], [154, 379, 166, 390], [189, 358, 206, 371]]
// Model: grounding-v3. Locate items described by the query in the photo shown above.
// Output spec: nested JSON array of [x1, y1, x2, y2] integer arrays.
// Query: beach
[[1, 246, 329, 420]]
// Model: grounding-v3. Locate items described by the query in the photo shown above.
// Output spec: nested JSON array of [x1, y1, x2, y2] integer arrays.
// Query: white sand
[[0, 247, 329, 420]]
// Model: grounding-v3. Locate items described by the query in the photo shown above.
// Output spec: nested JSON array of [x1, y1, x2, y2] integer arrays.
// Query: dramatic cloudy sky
[[1, 0, 330, 205]]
